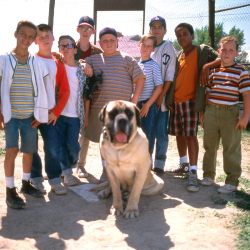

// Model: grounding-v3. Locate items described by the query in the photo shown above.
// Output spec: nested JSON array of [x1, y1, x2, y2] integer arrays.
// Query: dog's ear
[[99, 104, 107, 124], [135, 105, 141, 127]]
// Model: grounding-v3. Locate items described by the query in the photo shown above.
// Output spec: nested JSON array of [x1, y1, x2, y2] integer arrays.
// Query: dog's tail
[[90, 181, 109, 192], [141, 173, 164, 196]]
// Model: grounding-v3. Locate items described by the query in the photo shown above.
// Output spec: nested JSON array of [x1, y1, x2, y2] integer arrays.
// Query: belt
[[207, 102, 238, 109]]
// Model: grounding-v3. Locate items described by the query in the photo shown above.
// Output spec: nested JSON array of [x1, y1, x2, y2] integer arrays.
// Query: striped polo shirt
[[207, 64, 250, 105], [86, 52, 144, 109], [10, 62, 34, 119], [138, 58, 163, 101]]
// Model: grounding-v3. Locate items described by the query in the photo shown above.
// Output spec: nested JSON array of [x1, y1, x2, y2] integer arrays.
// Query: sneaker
[[51, 184, 67, 195], [166, 163, 189, 176], [20, 180, 44, 198], [218, 184, 237, 194], [187, 170, 200, 192], [153, 167, 164, 175], [31, 182, 46, 194], [64, 174, 81, 186], [77, 166, 89, 178], [6, 187, 26, 209], [201, 177, 214, 186]]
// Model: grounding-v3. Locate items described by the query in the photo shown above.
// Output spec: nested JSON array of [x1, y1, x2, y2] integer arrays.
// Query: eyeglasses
[[58, 43, 75, 49]]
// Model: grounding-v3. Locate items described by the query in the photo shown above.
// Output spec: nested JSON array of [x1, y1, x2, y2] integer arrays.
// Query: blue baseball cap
[[149, 16, 166, 29], [78, 16, 95, 28], [99, 27, 117, 39]]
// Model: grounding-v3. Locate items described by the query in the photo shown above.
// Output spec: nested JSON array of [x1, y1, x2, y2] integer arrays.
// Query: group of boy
[[1, 14, 250, 210]]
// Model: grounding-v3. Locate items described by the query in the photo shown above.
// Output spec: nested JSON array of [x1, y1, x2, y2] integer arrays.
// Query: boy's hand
[[236, 116, 249, 130], [156, 94, 164, 108], [48, 112, 58, 126], [0, 113, 4, 129], [31, 119, 40, 128], [200, 64, 210, 86], [80, 62, 93, 77], [52, 52, 63, 61], [140, 102, 150, 117], [84, 116, 89, 128], [199, 112, 204, 128]]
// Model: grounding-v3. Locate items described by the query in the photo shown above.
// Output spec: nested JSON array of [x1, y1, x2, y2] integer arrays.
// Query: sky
[[0, 0, 249, 54]]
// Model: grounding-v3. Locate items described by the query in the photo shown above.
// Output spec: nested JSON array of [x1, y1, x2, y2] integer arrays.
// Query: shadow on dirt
[[0, 189, 108, 250], [115, 193, 180, 250], [162, 174, 228, 209]]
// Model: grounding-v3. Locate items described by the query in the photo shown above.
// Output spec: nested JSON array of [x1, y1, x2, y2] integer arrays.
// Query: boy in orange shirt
[[166, 23, 217, 192]]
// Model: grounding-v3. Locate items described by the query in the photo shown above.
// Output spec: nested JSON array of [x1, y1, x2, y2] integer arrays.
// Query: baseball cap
[[78, 16, 95, 28], [99, 27, 117, 39], [149, 16, 166, 29]]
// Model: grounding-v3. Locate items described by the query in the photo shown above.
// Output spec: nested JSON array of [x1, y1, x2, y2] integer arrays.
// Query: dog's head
[[99, 100, 141, 144]]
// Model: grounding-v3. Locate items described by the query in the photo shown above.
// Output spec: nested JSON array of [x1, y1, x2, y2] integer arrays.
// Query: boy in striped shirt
[[0, 21, 49, 209], [201, 36, 250, 193], [137, 34, 163, 159]]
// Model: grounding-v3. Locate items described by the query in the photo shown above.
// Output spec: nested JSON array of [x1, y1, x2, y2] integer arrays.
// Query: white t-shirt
[[36, 56, 57, 110], [62, 64, 78, 117]]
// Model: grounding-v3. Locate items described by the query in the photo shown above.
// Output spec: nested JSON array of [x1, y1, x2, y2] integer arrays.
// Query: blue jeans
[[56, 116, 80, 175], [31, 123, 62, 185], [138, 102, 158, 155], [154, 109, 169, 170]]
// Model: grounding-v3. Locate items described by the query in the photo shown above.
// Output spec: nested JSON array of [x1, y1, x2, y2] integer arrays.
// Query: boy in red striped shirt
[[201, 36, 250, 193]]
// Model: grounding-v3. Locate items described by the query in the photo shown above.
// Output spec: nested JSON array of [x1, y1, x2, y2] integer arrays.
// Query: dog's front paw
[[123, 208, 139, 219], [97, 186, 111, 199], [110, 205, 123, 216]]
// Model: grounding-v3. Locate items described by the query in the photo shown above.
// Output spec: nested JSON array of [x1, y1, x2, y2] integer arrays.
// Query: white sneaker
[[32, 182, 46, 194], [51, 184, 67, 195], [64, 174, 81, 186], [218, 184, 237, 194], [201, 177, 214, 186]]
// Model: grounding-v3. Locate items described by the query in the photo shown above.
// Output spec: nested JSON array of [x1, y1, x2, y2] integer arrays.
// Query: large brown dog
[[98, 100, 164, 219]]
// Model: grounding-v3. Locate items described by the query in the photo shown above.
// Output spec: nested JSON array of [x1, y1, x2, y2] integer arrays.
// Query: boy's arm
[[84, 99, 90, 128], [49, 60, 70, 125], [156, 43, 176, 107], [200, 59, 221, 86], [0, 76, 3, 129], [236, 91, 250, 129], [131, 76, 145, 104], [141, 85, 163, 117], [156, 80, 171, 107]]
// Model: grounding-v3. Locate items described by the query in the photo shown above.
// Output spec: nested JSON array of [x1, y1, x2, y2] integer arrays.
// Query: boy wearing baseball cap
[[76, 16, 102, 179], [149, 16, 177, 174]]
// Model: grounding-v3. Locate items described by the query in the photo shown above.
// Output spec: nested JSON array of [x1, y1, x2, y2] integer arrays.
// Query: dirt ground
[[0, 130, 249, 250]]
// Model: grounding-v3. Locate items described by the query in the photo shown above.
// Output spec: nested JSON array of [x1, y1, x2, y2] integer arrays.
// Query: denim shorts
[[4, 117, 38, 153]]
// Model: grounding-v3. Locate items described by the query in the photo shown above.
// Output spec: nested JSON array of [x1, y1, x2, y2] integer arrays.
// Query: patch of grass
[[0, 148, 5, 156], [215, 175, 250, 248], [236, 212, 250, 250], [216, 174, 226, 183]]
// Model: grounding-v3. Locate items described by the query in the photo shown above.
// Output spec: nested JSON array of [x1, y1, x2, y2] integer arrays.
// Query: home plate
[[68, 184, 100, 202]]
